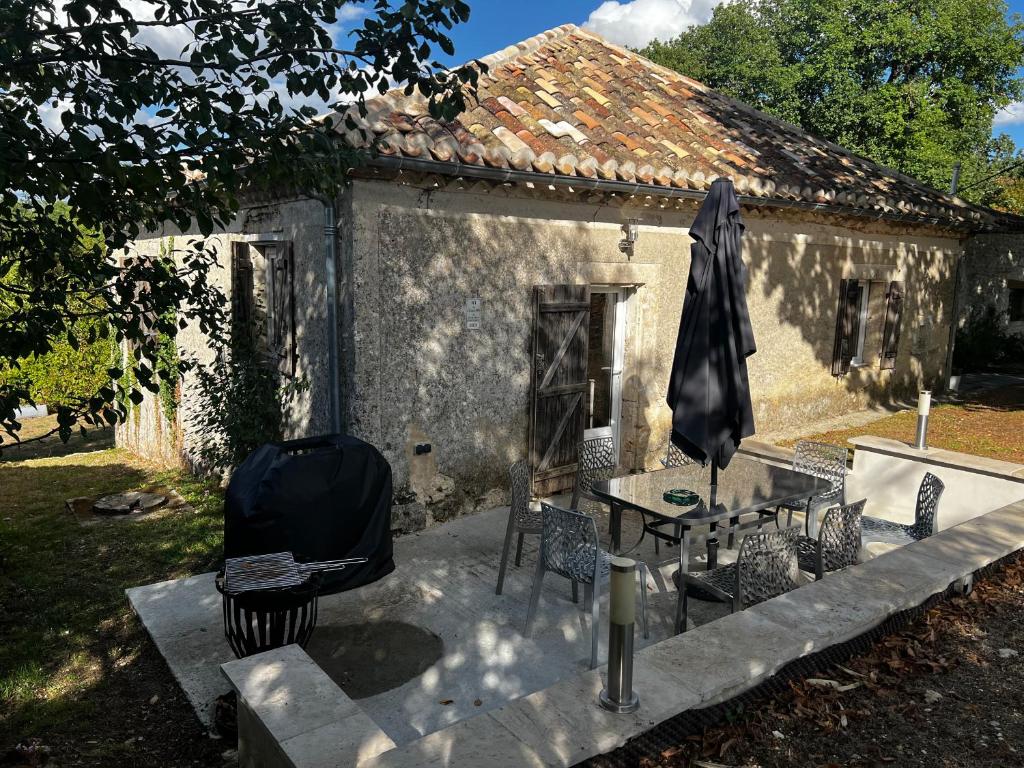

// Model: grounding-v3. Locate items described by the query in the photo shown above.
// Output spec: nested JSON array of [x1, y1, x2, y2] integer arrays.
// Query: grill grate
[[222, 552, 367, 594]]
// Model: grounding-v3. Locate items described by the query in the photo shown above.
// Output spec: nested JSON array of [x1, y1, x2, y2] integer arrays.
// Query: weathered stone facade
[[343, 180, 960, 520], [120, 179, 964, 530], [117, 197, 335, 469], [958, 232, 1024, 338]]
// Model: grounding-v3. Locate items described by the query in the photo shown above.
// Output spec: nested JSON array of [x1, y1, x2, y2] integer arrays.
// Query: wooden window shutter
[[267, 242, 296, 376], [528, 284, 591, 495], [831, 279, 861, 376], [231, 241, 255, 345], [879, 280, 904, 370]]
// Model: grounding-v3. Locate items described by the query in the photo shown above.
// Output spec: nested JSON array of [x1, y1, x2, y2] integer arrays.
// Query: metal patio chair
[[571, 436, 617, 517], [677, 526, 801, 632], [777, 440, 848, 535], [495, 460, 543, 595], [796, 499, 866, 580], [661, 433, 695, 469], [524, 503, 649, 669], [643, 432, 696, 555], [862, 473, 945, 544]]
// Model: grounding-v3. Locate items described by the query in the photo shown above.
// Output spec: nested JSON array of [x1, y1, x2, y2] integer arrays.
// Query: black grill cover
[[223, 434, 395, 595]]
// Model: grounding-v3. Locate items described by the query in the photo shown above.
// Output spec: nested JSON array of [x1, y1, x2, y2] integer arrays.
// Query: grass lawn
[[1, 413, 115, 462], [0, 445, 226, 767], [782, 384, 1024, 465]]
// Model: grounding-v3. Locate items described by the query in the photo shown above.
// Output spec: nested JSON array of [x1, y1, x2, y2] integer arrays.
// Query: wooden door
[[529, 285, 591, 495]]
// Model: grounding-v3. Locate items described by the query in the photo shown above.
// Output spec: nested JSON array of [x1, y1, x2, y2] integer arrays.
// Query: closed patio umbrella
[[666, 177, 757, 491]]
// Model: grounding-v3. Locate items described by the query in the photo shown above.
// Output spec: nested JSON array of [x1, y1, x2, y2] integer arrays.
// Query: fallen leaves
[[625, 552, 1024, 768]]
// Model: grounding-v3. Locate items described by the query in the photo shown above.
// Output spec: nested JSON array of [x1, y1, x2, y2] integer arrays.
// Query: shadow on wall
[[340, 190, 954, 524]]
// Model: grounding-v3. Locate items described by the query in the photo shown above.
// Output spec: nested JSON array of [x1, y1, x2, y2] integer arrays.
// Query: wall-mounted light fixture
[[619, 218, 641, 257]]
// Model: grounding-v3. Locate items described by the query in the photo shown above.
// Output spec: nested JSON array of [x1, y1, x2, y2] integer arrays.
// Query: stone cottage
[[118, 24, 1023, 530]]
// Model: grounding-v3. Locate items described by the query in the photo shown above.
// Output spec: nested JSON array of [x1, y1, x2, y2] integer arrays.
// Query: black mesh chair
[[862, 473, 944, 544], [677, 527, 801, 632], [796, 499, 865, 580]]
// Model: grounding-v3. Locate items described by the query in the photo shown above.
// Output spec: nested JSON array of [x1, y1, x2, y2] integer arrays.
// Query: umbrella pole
[[710, 457, 718, 506], [707, 457, 719, 569]]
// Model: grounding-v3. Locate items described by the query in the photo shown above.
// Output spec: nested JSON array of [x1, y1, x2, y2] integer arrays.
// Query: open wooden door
[[529, 284, 591, 496]]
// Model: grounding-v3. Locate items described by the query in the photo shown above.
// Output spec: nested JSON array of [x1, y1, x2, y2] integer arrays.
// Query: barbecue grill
[[216, 553, 367, 658], [223, 434, 395, 595]]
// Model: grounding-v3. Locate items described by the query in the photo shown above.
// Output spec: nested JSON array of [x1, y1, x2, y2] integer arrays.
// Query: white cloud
[[38, 97, 74, 133], [583, 0, 719, 49], [994, 101, 1024, 127]]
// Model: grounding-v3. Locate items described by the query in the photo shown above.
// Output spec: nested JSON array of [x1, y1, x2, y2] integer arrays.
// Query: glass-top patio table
[[592, 456, 828, 633]]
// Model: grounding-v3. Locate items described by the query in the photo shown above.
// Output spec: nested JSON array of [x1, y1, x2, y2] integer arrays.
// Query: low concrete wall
[[849, 435, 1024, 527], [222, 645, 395, 768]]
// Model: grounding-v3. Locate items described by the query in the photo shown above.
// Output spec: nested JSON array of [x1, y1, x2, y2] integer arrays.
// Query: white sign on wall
[[465, 298, 482, 330]]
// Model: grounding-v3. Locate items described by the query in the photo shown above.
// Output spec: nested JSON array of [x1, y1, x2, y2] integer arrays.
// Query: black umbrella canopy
[[666, 177, 757, 470]]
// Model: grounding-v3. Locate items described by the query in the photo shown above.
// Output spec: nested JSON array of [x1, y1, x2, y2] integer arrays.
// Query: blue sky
[[430, 0, 1024, 148]]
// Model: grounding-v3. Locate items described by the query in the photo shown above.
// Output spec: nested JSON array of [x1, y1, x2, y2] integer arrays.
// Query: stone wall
[[117, 182, 963, 533], [116, 197, 337, 469], [343, 180, 962, 529], [959, 232, 1024, 338]]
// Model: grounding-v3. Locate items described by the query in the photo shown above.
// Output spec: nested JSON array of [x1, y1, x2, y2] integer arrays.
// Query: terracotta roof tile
[[335, 24, 996, 226]]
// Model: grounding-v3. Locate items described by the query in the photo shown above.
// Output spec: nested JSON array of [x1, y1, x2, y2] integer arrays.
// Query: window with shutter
[[1008, 281, 1024, 323], [266, 242, 296, 376], [831, 279, 863, 376], [231, 241, 255, 345], [879, 281, 904, 370]]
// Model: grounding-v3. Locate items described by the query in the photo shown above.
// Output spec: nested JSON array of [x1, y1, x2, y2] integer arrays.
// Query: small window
[[1009, 282, 1024, 323], [849, 280, 871, 366], [833, 278, 903, 375]]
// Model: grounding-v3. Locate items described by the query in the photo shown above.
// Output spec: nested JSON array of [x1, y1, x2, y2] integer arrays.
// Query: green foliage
[[155, 238, 180, 426], [190, 330, 307, 474], [641, 0, 1024, 195], [954, 306, 1024, 372], [0, 206, 118, 438], [156, 314, 180, 426], [4, 320, 117, 409], [1, 0, 481, 444]]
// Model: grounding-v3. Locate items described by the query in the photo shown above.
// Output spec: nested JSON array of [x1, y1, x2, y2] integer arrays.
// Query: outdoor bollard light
[[599, 557, 640, 714], [915, 390, 931, 450]]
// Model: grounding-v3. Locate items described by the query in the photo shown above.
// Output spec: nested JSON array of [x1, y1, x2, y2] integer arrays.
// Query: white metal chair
[[778, 440, 848, 535], [645, 431, 696, 555], [796, 499, 866, 580], [495, 460, 542, 595], [524, 503, 649, 669], [862, 473, 944, 544], [571, 436, 616, 517], [661, 434, 694, 469]]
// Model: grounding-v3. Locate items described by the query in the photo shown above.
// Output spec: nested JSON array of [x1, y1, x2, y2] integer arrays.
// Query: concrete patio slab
[[365, 713, 545, 768], [127, 503, 716, 745], [127, 472, 1024, 768], [486, 664, 679, 765]]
